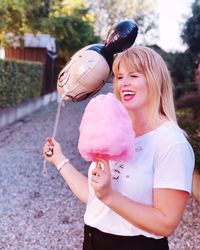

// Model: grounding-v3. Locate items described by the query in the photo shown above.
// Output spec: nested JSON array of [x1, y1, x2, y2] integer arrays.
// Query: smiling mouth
[[122, 91, 136, 101]]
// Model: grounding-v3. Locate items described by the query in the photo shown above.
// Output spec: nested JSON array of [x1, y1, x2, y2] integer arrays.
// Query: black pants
[[83, 224, 169, 250]]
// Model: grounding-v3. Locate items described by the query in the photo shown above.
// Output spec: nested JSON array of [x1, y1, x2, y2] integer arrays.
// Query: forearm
[[91, 160, 188, 237], [44, 138, 89, 203], [59, 162, 88, 203], [103, 191, 178, 237]]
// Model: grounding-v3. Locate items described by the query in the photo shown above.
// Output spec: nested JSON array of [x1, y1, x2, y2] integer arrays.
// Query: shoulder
[[154, 121, 194, 166], [153, 122, 195, 193], [154, 121, 191, 149]]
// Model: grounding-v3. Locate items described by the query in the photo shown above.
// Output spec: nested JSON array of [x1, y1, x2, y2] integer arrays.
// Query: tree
[[23, 0, 50, 33], [0, 0, 24, 47], [181, 0, 200, 54], [87, 0, 158, 44], [176, 0, 200, 120], [0, 0, 158, 58], [150, 45, 196, 99], [47, 0, 99, 58], [181, 0, 200, 93], [48, 15, 99, 58], [0, 0, 99, 58], [0, 0, 52, 46]]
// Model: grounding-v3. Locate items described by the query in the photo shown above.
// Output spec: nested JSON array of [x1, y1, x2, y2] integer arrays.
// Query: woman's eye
[[131, 74, 137, 78], [117, 76, 123, 79]]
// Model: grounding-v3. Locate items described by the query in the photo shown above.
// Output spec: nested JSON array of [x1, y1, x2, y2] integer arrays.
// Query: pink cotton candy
[[78, 93, 135, 162]]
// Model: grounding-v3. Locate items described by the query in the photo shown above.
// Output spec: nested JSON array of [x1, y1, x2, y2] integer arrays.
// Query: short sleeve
[[153, 142, 195, 193]]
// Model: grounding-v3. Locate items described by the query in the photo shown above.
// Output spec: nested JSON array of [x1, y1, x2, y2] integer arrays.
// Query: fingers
[[91, 163, 102, 183], [95, 158, 110, 173], [43, 137, 56, 157], [91, 165, 101, 176], [91, 160, 110, 183], [91, 171, 102, 185], [49, 137, 57, 145], [43, 145, 53, 157], [45, 146, 54, 157], [91, 160, 112, 201]]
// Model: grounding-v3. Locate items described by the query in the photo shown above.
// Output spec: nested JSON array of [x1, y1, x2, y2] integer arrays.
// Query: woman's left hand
[[91, 159, 113, 202]]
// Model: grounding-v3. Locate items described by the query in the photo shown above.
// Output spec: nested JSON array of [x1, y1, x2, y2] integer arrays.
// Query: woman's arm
[[43, 138, 88, 203], [103, 188, 188, 237], [91, 159, 189, 236], [59, 162, 89, 203]]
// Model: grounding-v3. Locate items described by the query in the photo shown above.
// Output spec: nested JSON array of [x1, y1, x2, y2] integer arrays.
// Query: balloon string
[[42, 97, 64, 176]]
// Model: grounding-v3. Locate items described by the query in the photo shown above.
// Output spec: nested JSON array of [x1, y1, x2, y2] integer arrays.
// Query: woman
[[43, 46, 194, 250]]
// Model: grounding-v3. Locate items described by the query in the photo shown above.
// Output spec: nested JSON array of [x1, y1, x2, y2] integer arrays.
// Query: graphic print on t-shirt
[[111, 162, 124, 181], [111, 144, 143, 181]]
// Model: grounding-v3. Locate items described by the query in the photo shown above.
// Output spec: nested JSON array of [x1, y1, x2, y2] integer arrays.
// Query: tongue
[[124, 94, 134, 101]]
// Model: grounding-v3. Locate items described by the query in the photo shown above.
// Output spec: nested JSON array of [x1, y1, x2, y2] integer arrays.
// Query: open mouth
[[122, 90, 136, 101]]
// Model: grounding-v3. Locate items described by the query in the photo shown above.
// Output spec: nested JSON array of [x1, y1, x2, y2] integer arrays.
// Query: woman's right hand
[[43, 137, 66, 166]]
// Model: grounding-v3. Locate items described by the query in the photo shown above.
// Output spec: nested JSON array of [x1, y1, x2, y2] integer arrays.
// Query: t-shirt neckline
[[135, 121, 174, 142]]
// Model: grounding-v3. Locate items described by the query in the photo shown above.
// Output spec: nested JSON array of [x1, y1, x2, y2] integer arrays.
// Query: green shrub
[[176, 93, 200, 119], [0, 59, 43, 108], [150, 45, 196, 100], [177, 109, 200, 173]]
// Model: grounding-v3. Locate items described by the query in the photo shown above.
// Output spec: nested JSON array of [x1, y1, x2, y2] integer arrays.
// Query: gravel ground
[[0, 84, 200, 250]]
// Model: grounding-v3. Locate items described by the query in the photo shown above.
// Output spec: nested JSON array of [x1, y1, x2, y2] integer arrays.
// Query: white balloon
[[57, 45, 110, 102]]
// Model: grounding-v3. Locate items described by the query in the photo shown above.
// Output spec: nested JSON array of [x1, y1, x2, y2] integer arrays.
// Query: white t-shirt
[[84, 121, 195, 239]]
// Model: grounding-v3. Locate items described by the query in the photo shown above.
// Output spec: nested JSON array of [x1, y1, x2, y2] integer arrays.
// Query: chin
[[123, 103, 136, 111]]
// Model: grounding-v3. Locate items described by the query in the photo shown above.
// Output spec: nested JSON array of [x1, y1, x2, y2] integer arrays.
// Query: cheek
[[114, 83, 122, 100], [139, 81, 149, 100], [134, 87, 149, 108], [143, 88, 149, 101]]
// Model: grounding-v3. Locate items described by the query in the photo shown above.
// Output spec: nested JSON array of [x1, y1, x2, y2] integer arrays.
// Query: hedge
[[0, 59, 43, 108]]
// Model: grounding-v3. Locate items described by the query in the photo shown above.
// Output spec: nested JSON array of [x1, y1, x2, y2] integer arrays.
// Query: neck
[[134, 121, 153, 137], [128, 112, 168, 137]]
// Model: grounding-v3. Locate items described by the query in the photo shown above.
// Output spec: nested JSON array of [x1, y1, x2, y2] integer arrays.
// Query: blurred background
[[0, 0, 199, 176], [0, 1, 199, 249]]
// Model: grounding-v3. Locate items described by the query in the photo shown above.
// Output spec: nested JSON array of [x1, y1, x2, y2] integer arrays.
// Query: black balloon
[[57, 19, 138, 102], [104, 19, 138, 55]]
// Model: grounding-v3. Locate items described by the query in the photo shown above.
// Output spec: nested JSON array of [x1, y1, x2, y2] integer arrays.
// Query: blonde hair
[[112, 46, 177, 127]]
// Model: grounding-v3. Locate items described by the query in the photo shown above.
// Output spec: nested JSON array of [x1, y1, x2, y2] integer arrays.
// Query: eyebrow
[[118, 71, 138, 74]]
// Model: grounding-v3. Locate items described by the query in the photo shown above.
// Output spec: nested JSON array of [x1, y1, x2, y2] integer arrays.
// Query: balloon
[[57, 44, 112, 102], [104, 19, 138, 55], [57, 19, 138, 102]]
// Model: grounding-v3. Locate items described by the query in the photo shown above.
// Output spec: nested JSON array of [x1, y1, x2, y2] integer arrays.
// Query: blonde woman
[[43, 46, 194, 250]]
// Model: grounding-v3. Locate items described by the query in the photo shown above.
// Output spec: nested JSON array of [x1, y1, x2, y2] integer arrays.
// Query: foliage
[[164, 51, 197, 99], [153, 0, 200, 101], [87, 0, 158, 44], [0, 59, 43, 108], [0, 0, 159, 57], [176, 109, 200, 173], [176, 93, 200, 119], [23, 0, 50, 33], [150, 45, 197, 99], [51, 0, 89, 16], [181, 0, 200, 54], [0, 0, 24, 46], [47, 15, 99, 58], [0, 0, 99, 58]]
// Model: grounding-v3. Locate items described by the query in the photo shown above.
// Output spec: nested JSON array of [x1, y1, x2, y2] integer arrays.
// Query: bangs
[[112, 48, 145, 100], [112, 45, 177, 126], [112, 49, 143, 77]]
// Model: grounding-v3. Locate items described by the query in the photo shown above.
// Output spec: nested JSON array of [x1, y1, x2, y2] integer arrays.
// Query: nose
[[119, 76, 131, 87]]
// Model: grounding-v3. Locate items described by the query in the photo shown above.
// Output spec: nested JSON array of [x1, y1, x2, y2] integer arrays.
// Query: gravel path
[[0, 84, 200, 250]]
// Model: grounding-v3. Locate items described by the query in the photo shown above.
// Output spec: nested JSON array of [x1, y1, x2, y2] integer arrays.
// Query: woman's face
[[116, 63, 149, 115]]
